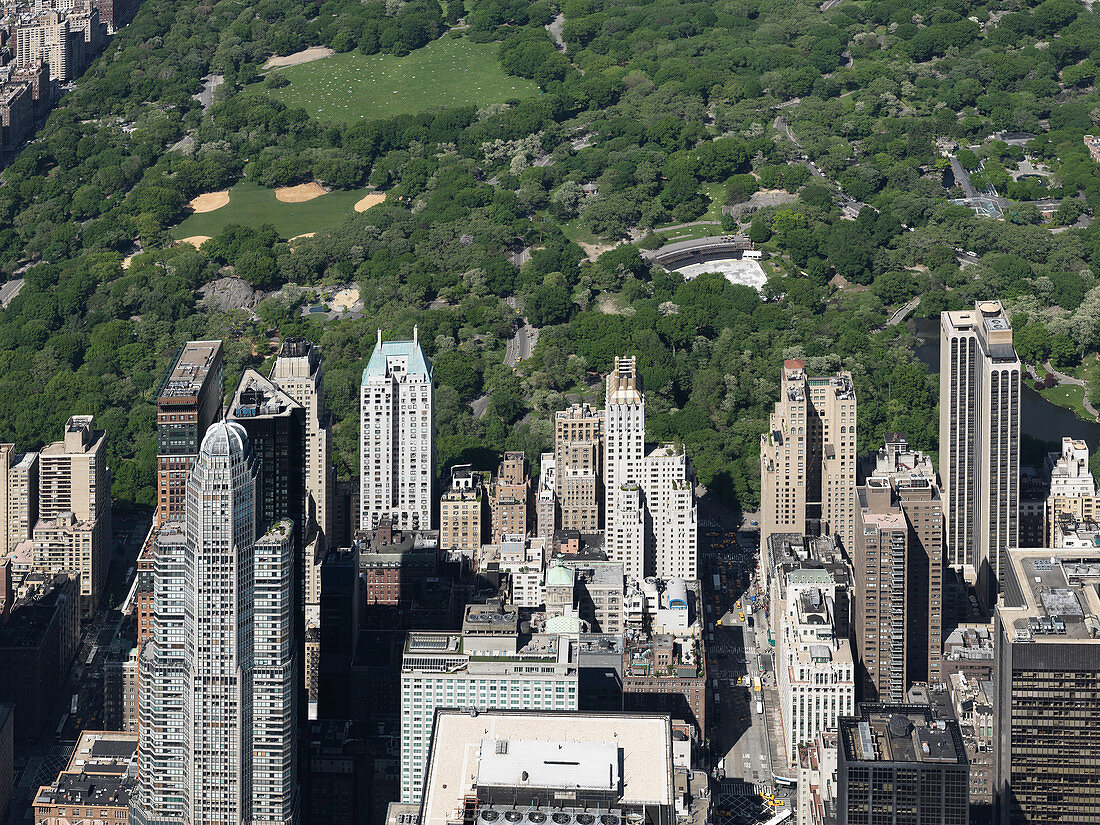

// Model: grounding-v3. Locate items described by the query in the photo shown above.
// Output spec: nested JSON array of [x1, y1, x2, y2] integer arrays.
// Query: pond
[[908, 317, 1100, 446]]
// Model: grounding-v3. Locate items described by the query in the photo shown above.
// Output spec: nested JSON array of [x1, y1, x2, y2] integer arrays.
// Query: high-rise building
[[438, 465, 486, 553], [228, 369, 306, 546], [3, 449, 38, 550], [861, 434, 945, 688], [939, 302, 1019, 603], [133, 423, 298, 825], [491, 451, 530, 539], [644, 444, 698, 581], [854, 482, 909, 703], [34, 416, 110, 616], [761, 360, 857, 551], [776, 566, 855, 767], [554, 402, 603, 533], [837, 703, 969, 825], [270, 338, 334, 543], [417, 710, 675, 825], [993, 549, 1100, 824], [1045, 437, 1099, 546], [156, 341, 223, 525], [605, 356, 646, 577], [399, 603, 578, 803], [359, 329, 434, 532]]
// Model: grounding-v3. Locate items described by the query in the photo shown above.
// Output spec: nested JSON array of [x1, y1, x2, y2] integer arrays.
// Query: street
[[703, 525, 794, 824], [503, 318, 538, 367]]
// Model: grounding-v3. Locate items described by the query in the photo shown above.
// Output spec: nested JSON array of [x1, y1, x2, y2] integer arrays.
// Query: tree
[[1049, 333, 1080, 370], [526, 282, 572, 326]]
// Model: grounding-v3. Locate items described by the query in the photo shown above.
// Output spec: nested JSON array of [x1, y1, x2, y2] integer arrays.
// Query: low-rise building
[[33, 730, 137, 824], [418, 709, 676, 825], [359, 517, 439, 606], [939, 622, 995, 684], [622, 630, 706, 738]]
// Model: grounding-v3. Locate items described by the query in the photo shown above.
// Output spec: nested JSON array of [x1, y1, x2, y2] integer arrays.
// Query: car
[[735, 600, 742, 609], [739, 612, 745, 622]]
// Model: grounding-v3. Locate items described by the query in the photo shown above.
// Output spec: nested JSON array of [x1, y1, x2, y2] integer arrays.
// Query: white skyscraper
[[644, 444, 698, 581], [605, 356, 646, 580], [133, 422, 298, 825], [360, 328, 434, 531], [940, 301, 1020, 603]]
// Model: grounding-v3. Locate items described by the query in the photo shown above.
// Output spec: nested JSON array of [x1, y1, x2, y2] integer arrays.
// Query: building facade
[[554, 403, 603, 533], [644, 444, 698, 581], [993, 549, 1100, 824], [438, 465, 486, 553], [270, 338, 334, 543], [359, 329, 434, 532], [604, 356, 646, 579], [1045, 437, 1098, 547], [491, 451, 530, 539], [399, 616, 578, 803], [939, 302, 1019, 603]]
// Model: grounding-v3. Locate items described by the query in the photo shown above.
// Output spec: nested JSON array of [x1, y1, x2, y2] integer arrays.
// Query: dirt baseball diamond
[[188, 191, 230, 212], [354, 193, 386, 212], [262, 46, 335, 71], [275, 182, 327, 203], [177, 236, 213, 248]]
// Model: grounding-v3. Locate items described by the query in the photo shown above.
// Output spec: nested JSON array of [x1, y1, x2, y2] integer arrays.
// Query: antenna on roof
[[377, 328, 382, 349], [413, 324, 419, 346]]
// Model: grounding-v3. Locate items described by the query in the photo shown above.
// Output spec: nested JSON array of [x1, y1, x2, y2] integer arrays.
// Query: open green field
[[1038, 382, 1096, 422], [260, 37, 541, 123], [172, 180, 373, 239]]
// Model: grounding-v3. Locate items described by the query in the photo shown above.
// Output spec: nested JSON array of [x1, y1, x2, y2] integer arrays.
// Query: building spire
[[377, 328, 382, 349], [413, 324, 419, 346]]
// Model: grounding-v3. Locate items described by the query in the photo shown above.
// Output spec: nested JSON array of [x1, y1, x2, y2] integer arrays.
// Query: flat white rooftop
[[477, 738, 619, 792], [421, 711, 673, 825]]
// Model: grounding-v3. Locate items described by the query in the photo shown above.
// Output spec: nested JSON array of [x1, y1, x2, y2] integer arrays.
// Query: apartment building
[[554, 402, 603, 532], [271, 338, 334, 543], [1045, 437, 1099, 546], [535, 452, 556, 538], [939, 302, 1020, 604], [761, 360, 857, 551], [438, 464, 486, 553], [360, 328, 434, 531], [491, 451, 530, 539], [776, 567, 855, 767], [605, 356, 646, 578], [864, 434, 945, 686], [33, 730, 137, 825], [156, 340, 223, 525], [644, 444, 698, 581]]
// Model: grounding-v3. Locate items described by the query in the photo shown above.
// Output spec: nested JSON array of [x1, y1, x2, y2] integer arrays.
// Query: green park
[[259, 37, 541, 123]]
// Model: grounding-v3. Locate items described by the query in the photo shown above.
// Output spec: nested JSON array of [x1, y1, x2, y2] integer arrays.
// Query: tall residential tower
[[359, 329, 434, 532], [604, 356, 646, 578], [133, 422, 298, 825]]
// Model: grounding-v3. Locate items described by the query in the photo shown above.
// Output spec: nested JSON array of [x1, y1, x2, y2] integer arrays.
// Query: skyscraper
[[605, 356, 645, 577], [939, 302, 1019, 603], [993, 548, 1100, 824], [156, 341, 223, 525], [359, 328, 434, 532], [761, 360, 857, 551], [644, 444, 698, 581], [133, 422, 298, 825], [270, 338, 334, 543]]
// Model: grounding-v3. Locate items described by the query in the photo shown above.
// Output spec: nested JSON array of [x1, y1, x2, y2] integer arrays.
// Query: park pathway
[[1028, 361, 1100, 420]]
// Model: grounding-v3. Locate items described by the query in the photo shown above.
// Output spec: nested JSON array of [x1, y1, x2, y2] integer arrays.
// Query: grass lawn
[[259, 37, 541, 123], [172, 180, 372, 239], [701, 181, 727, 222], [652, 222, 723, 242], [557, 216, 600, 246], [1038, 383, 1096, 422]]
